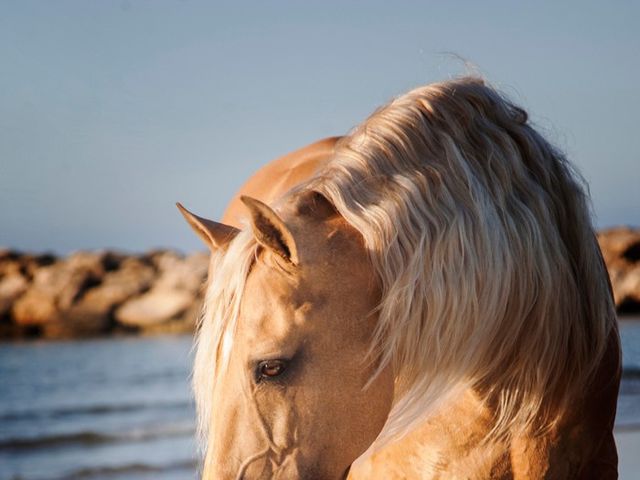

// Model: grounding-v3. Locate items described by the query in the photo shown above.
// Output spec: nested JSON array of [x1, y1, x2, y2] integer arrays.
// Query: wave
[[62, 461, 196, 480], [622, 366, 640, 379], [121, 369, 190, 387], [0, 421, 194, 452], [21, 459, 196, 480], [0, 400, 192, 422]]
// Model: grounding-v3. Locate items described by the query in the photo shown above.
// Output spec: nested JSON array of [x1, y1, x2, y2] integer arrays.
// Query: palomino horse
[[179, 77, 620, 479]]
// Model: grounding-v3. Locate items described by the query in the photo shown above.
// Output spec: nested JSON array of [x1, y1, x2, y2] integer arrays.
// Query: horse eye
[[257, 359, 288, 380]]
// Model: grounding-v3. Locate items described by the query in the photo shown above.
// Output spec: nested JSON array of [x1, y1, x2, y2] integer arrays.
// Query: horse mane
[[193, 76, 616, 455]]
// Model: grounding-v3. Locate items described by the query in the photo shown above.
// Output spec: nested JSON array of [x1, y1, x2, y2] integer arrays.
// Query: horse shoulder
[[511, 326, 621, 480], [221, 136, 341, 228], [350, 389, 511, 479], [351, 327, 620, 480], [509, 326, 621, 479]]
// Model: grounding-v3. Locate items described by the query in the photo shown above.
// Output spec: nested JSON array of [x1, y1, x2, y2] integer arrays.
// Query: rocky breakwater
[[0, 227, 639, 340], [0, 249, 208, 339]]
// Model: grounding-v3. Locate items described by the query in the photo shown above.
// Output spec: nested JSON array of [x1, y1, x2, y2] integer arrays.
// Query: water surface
[[0, 335, 196, 480], [1, 318, 640, 480]]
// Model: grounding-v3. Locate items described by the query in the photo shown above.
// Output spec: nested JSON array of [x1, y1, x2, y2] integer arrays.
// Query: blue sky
[[1, 1, 638, 253]]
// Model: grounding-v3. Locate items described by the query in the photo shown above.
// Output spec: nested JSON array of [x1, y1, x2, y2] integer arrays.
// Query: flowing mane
[[193, 76, 616, 457]]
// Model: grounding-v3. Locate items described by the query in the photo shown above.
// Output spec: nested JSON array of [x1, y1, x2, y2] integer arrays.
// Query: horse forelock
[[193, 75, 616, 460], [193, 227, 258, 451]]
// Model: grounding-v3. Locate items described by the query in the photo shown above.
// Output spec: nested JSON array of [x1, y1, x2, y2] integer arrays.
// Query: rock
[[138, 299, 204, 335], [40, 256, 156, 339], [37, 252, 104, 308], [111, 250, 206, 333], [22, 253, 57, 277], [86, 257, 156, 307], [617, 268, 640, 314], [153, 252, 208, 293], [42, 304, 110, 339], [144, 249, 183, 271], [598, 227, 640, 261], [115, 288, 195, 328], [597, 227, 640, 313], [11, 290, 59, 326], [0, 252, 57, 279], [0, 273, 28, 317], [11, 251, 106, 326], [1, 248, 208, 338], [0, 250, 23, 278]]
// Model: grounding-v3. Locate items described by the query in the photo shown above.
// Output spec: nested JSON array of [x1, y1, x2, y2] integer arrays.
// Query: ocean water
[[0, 335, 197, 480], [1, 319, 639, 480]]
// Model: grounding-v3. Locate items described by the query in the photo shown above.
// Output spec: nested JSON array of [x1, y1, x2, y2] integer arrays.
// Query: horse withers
[[179, 77, 620, 479]]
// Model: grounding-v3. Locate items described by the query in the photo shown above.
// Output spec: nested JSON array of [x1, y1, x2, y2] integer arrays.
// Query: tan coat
[[221, 137, 621, 479]]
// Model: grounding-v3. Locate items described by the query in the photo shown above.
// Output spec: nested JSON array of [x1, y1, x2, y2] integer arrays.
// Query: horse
[[178, 77, 621, 479]]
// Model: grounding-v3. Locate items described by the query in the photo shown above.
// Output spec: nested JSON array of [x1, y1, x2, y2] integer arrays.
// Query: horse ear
[[240, 196, 299, 265], [176, 202, 239, 251]]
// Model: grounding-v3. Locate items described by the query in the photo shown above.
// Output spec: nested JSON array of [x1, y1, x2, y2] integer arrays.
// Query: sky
[[1, 1, 638, 254]]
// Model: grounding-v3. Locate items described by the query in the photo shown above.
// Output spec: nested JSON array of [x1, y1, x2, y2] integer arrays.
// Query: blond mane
[[193, 77, 616, 455]]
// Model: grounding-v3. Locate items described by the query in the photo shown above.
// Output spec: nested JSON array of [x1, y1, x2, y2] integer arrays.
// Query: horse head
[[179, 192, 394, 479]]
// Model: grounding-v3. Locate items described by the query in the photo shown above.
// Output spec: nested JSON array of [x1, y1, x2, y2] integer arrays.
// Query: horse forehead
[[239, 214, 376, 334], [240, 260, 316, 333]]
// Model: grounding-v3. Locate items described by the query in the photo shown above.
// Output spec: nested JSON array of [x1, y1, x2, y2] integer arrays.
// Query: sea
[[1, 318, 639, 480]]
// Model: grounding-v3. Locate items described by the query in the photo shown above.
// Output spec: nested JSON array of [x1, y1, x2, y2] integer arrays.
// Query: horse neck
[[352, 327, 620, 479]]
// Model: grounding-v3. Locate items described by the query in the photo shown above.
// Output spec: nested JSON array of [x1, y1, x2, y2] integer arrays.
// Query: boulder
[[115, 288, 195, 328], [11, 251, 106, 326], [36, 252, 104, 307], [153, 251, 208, 293], [617, 268, 640, 313], [111, 250, 206, 333], [597, 227, 640, 313], [598, 227, 640, 262], [85, 257, 156, 307], [0, 251, 56, 280], [11, 289, 59, 326], [135, 294, 204, 335], [20, 253, 57, 278], [0, 273, 28, 317], [145, 249, 183, 271], [0, 250, 23, 278], [42, 304, 110, 339], [40, 256, 156, 338]]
